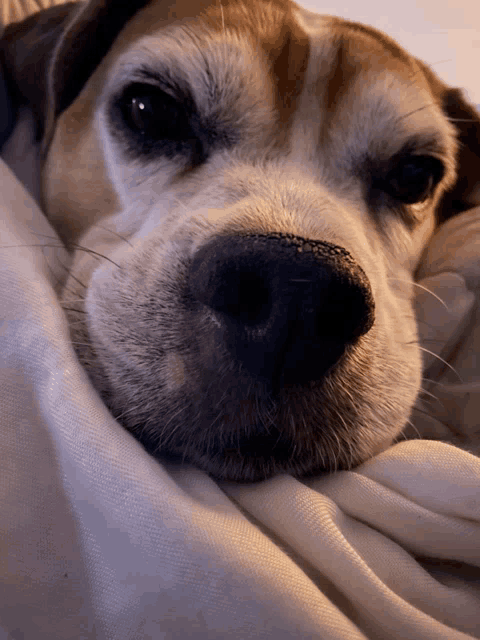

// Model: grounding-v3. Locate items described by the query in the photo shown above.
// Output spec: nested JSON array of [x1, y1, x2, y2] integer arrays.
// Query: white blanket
[[1, 2, 480, 637], [1, 146, 480, 640]]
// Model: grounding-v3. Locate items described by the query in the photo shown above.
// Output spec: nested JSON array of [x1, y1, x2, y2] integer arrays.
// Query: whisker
[[159, 409, 190, 446], [1, 242, 121, 268], [396, 103, 433, 123], [415, 318, 443, 331], [388, 277, 449, 310], [96, 223, 133, 247], [67, 244, 121, 268], [428, 58, 453, 67], [418, 387, 441, 403], [421, 376, 447, 390], [38, 246, 68, 291], [30, 231, 67, 243], [410, 405, 464, 438], [0, 242, 64, 251], [402, 340, 421, 347], [438, 381, 480, 393], [417, 346, 463, 381], [114, 403, 140, 423], [447, 117, 477, 123], [416, 391, 446, 415], [403, 417, 422, 440], [61, 281, 83, 298], [47, 254, 82, 296], [64, 268, 88, 289], [219, 0, 225, 33], [61, 307, 87, 314], [405, 337, 452, 348]]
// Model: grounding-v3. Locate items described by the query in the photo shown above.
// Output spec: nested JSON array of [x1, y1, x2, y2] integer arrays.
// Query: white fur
[[45, 2, 460, 480]]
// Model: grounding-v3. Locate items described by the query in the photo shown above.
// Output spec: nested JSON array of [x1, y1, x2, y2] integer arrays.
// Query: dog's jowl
[[4, 0, 480, 480]]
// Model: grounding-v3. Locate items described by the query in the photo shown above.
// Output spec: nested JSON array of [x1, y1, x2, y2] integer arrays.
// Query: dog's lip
[[221, 430, 295, 461]]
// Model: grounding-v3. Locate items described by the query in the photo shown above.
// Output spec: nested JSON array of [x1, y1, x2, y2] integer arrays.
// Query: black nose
[[189, 233, 375, 389]]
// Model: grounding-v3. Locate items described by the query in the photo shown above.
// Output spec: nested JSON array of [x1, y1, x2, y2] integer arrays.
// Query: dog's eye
[[384, 156, 444, 204], [120, 83, 190, 141], [114, 82, 205, 162], [130, 95, 159, 134]]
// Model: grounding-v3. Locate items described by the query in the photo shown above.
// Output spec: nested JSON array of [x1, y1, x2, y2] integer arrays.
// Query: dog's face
[[36, 0, 479, 481]]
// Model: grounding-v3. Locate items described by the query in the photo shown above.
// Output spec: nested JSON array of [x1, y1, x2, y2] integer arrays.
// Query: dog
[[1, 0, 480, 482]]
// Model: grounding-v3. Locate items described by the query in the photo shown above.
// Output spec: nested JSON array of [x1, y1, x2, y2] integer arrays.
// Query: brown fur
[[2, 0, 480, 481]]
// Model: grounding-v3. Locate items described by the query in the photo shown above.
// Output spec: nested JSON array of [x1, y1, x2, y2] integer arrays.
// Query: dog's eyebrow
[[128, 65, 192, 102], [395, 133, 450, 159]]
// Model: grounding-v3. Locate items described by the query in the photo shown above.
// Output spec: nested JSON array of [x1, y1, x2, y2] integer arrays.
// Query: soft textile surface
[[2, 2, 480, 638], [2, 145, 480, 640]]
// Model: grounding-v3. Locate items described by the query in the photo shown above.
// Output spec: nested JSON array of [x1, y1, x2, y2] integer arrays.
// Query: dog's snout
[[189, 234, 375, 389]]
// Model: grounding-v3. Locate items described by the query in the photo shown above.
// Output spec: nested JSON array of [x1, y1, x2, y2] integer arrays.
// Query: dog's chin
[[162, 433, 320, 483], [75, 337, 413, 483], [160, 427, 365, 483], [111, 388, 402, 483]]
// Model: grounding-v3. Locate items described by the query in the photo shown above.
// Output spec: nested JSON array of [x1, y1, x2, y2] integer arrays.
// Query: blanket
[[1, 2, 480, 639]]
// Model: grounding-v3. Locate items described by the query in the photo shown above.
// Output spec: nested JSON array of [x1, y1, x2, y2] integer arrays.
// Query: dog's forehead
[[107, 0, 433, 127], [66, 0, 455, 185], [100, 0, 310, 131], [109, 0, 412, 68], [294, 10, 426, 112]]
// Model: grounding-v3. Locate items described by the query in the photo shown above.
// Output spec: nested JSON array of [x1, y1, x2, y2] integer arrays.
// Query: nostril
[[190, 243, 274, 327], [213, 269, 271, 326], [315, 279, 373, 341], [189, 233, 375, 386]]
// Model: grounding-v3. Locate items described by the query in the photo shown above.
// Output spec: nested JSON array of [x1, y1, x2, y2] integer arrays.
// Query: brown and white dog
[[1, 0, 480, 481]]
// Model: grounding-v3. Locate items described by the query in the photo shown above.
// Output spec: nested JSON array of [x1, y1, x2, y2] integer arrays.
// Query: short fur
[[2, 0, 480, 481]]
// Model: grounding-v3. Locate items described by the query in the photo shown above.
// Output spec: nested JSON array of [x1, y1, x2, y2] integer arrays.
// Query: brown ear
[[0, 3, 78, 145], [43, 0, 223, 154], [419, 60, 480, 223], [47, 0, 152, 122], [1, 1, 156, 150], [438, 88, 480, 222]]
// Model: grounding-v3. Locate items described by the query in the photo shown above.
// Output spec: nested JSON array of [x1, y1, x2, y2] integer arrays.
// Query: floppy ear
[[46, 0, 152, 121], [43, 0, 223, 154], [41, 0, 153, 154], [0, 0, 155, 152], [438, 88, 480, 222], [419, 60, 480, 223], [0, 3, 78, 147]]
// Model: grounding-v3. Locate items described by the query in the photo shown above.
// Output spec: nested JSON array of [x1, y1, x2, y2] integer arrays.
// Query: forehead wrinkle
[[97, 0, 297, 75], [292, 9, 419, 146], [319, 28, 414, 115], [199, 0, 310, 135]]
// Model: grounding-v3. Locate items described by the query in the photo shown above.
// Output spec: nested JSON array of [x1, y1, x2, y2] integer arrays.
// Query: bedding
[[1, 2, 480, 638]]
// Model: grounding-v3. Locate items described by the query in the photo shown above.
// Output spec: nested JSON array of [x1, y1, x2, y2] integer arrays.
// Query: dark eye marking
[[382, 155, 445, 204], [121, 84, 190, 140], [111, 82, 206, 164]]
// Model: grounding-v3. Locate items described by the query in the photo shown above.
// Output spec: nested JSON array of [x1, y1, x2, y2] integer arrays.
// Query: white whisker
[[388, 277, 449, 310], [418, 346, 462, 381]]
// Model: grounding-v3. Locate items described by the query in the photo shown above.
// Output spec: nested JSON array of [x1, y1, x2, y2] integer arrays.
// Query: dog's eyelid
[[397, 133, 449, 161], [125, 66, 193, 105]]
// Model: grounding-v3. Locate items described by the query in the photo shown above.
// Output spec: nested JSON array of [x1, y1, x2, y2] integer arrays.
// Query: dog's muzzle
[[189, 233, 375, 392]]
